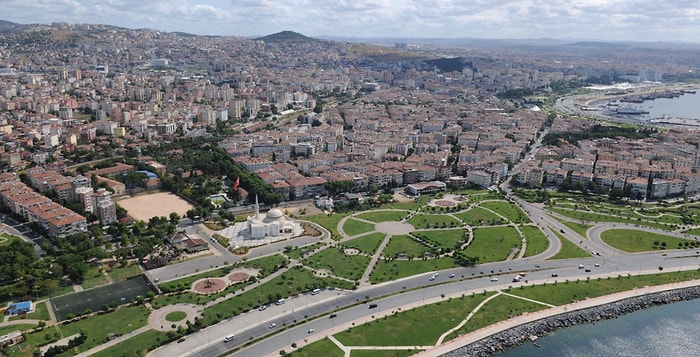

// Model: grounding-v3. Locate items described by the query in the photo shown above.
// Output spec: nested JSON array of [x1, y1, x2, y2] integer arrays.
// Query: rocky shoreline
[[441, 285, 700, 357]]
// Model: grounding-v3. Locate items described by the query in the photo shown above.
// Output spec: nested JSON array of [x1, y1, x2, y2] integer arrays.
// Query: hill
[[254, 31, 316, 43]]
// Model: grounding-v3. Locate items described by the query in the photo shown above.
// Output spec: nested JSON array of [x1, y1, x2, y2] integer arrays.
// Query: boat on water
[[533, 342, 542, 348], [616, 106, 649, 115]]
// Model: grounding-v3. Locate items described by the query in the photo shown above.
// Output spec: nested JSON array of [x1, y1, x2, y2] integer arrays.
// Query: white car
[[224, 335, 234, 343], [308, 328, 316, 334], [269, 323, 277, 329], [490, 277, 499, 282]]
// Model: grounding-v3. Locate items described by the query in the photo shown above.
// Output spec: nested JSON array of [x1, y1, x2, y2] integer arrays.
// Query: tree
[[313, 102, 323, 113]]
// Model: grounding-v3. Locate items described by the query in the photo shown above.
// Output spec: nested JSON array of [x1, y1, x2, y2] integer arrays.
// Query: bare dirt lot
[[116, 192, 194, 221]]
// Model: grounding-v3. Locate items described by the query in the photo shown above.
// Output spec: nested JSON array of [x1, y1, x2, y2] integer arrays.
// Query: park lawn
[[0, 233, 22, 246], [305, 212, 351, 238], [59, 305, 150, 353], [305, 248, 371, 280], [548, 207, 671, 230], [386, 196, 431, 211], [201, 266, 354, 325], [462, 192, 504, 203], [23, 325, 63, 351], [413, 229, 465, 250], [350, 350, 417, 357], [463, 226, 522, 263], [105, 263, 144, 282], [600, 229, 700, 252], [0, 324, 36, 336], [90, 329, 170, 357], [381, 235, 433, 258], [284, 242, 326, 260], [548, 231, 591, 260], [558, 220, 593, 239], [341, 233, 386, 255], [446, 294, 547, 341], [369, 258, 459, 284], [685, 227, 700, 236], [521, 225, 549, 258], [407, 214, 461, 230], [343, 218, 376, 236], [9, 301, 51, 322], [335, 293, 493, 346], [288, 336, 345, 357], [355, 210, 408, 223], [80, 266, 110, 289], [158, 254, 288, 292], [454, 207, 505, 226], [506, 269, 700, 306], [479, 201, 530, 223]]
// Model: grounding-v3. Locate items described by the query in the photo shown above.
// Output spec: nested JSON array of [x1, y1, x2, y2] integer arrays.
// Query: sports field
[[116, 192, 194, 221], [50, 275, 156, 320]]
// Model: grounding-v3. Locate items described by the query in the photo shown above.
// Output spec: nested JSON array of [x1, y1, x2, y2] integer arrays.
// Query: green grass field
[[60, 305, 150, 353], [285, 242, 327, 260], [80, 266, 110, 289], [479, 201, 530, 223], [445, 294, 547, 341], [407, 214, 461, 229], [343, 218, 377, 236], [558, 220, 593, 239], [305, 248, 371, 280], [350, 350, 417, 357], [453, 207, 505, 226], [90, 330, 170, 357], [521, 225, 549, 257], [600, 229, 700, 252], [549, 207, 671, 230], [305, 212, 351, 238], [340, 233, 386, 255], [288, 336, 345, 357], [548, 231, 592, 260], [381, 235, 433, 258], [413, 229, 465, 250], [105, 263, 144, 282], [9, 301, 51, 322], [334, 293, 494, 346], [370, 258, 459, 284], [463, 226, 521, 263], [355, 210, 408, 223]]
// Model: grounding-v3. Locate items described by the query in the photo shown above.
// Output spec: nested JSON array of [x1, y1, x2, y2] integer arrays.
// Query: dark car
[[368, 304, 378, 309], [177, 338, 186, 343], [551, 273, 559, 277], [329, 314, 338, 319]]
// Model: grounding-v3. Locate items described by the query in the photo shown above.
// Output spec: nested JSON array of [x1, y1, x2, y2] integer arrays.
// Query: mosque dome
[[266, 208, 284, 220]]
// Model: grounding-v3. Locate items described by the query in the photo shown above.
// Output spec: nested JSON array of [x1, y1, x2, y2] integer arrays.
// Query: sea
[[636, 90, 700, 120], [496, 298, 700, 357]]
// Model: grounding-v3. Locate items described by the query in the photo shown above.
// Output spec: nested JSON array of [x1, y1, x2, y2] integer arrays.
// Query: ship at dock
[[616, 106, 649, 115]]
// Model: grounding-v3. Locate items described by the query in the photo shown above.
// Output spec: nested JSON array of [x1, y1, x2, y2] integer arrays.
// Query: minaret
[[254, 194, 260, 220]]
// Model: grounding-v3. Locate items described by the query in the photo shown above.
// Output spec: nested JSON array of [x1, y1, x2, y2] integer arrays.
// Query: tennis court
[[50, 275, 156, 321]]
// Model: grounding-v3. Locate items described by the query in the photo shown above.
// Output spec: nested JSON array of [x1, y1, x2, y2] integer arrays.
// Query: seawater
[[497, 298, 700, 357], [636, 90, 700, 119]]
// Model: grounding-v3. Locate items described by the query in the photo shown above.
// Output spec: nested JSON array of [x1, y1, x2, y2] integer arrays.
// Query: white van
[[275, 299, 286, 305], [310, 288, 320, 295]]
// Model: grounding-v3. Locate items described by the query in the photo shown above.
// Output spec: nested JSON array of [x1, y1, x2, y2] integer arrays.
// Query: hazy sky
[[4, 0, 700, 42]]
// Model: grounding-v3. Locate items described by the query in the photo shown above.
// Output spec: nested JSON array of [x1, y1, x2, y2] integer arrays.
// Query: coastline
[[428, 279, 700, 357]]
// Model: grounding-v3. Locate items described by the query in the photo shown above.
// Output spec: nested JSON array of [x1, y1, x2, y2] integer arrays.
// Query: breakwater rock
[[441, 285, 700, 357]]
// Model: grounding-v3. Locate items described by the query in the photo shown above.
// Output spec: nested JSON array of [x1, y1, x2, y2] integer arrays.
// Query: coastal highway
[[148, 249, 700, 357]]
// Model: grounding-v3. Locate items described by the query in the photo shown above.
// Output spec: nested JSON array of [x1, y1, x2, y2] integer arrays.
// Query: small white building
[[246, 196, 299, 239]]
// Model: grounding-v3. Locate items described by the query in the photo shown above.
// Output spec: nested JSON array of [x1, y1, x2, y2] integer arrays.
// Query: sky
[[4, 0, 700, 42]]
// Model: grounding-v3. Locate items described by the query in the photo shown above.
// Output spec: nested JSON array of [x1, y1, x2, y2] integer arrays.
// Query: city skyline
[[4, 0, 700, 43]]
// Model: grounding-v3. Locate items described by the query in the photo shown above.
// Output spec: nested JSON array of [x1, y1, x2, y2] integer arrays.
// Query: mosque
[[244, 196, 302, 240]]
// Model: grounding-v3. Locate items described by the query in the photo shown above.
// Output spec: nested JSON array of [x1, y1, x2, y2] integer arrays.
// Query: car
[[308, 328, 316, 334], [585, 269, 591, 272], [428, 276, 435, 281], [534, 265, 541, 268], [594, 263, 600, 267], [551, 273, 559, 277], [275, 299, 286, 305], [449, 273, 455, 278], [490, 277, 499, 282], [578, 265, 585, 269], [269, 323, 277, 329], [368, 304, 378, 309], [224, 335, 235, 343], [310, 288, 320, 295], [259, 305, 267, 311], [329, 314, 338, 319], [658, 266, 664, 271], [560, 229, 566, 233], [177, 338, 186, 343]]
